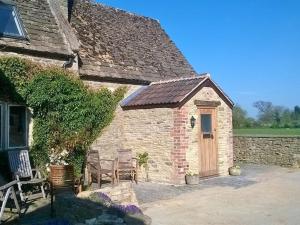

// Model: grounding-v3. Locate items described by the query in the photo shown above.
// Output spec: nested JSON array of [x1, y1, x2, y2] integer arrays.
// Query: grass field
[[234, 128, 300, 137]]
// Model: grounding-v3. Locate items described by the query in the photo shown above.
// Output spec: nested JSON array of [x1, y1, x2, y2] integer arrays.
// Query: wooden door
[[199, 108, 218, 177]]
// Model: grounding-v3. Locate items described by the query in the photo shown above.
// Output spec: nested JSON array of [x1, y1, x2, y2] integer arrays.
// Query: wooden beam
[[194, 100, 221, 107]]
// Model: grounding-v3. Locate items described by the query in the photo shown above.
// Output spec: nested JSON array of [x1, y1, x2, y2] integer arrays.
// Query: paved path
[[134, 164, 300, 225]]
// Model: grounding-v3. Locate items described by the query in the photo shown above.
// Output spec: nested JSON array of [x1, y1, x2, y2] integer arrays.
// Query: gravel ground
[[134, 164, 300, 225]]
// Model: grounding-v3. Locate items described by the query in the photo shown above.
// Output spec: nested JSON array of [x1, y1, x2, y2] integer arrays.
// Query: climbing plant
[[0, 57, 126, 177]]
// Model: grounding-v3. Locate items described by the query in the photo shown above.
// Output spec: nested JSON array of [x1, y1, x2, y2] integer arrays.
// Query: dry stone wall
[[234, 136, 300, 167]]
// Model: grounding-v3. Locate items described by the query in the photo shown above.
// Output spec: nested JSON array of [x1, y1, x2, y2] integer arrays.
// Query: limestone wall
[[90, 83, 143, 159], [234, 136, 300, 167]]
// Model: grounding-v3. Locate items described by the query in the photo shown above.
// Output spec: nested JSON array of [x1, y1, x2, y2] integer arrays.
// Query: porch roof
[[121, 75, 234, 109]]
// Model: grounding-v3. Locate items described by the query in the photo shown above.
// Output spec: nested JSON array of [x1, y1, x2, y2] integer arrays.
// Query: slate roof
[[0, 0, 74, 58], [122, 75, 207, 107], [70, 0, 197, 83]]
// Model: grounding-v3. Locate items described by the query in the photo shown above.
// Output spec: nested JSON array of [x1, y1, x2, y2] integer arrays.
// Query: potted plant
[[137, 152, 149, 182], [229, 165, 241, 176], [185, 171, 199, 185], [49, 148, 74, 187]]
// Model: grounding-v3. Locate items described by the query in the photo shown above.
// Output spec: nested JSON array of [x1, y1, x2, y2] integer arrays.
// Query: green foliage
[[0, 56, 126, 177], [137, 152, 149, 167], [235, 102, 300, 129], [234, 128, 300, 137], [233, 105, 256, 128]]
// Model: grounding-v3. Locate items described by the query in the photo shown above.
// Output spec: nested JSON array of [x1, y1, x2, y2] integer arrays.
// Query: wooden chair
[[0, 180, 20, 224], [8, 149, 46, 202], [116, 149, 138, 183], [87, 149, 118, 188]]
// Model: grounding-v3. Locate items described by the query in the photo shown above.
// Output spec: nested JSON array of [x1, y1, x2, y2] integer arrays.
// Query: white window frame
[[6, 104, 28, 149], [0, 3, 26, 39]]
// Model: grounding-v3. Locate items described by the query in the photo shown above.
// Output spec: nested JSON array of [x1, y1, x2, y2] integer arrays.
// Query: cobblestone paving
[[133, 164, 285, 204]]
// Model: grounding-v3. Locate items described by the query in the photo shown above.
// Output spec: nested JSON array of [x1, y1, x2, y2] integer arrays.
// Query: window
[[0, 3, 25, 38], [201, 114, 212, 134], [0, 104, 2, 149], [0, 103, 28, 150], [8, 106, 27, 148]]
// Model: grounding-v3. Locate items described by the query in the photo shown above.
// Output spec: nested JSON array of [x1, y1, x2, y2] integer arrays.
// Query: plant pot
[[229, 167, 241, 176], [138, 165, 149, 182], [50, 165, 74, 187], [185, 175, 199, 185]]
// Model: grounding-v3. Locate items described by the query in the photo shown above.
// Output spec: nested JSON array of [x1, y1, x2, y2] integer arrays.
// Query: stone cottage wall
[[122, 108, 175, 183], [92, 103, 175, 184], [234, 136, 300, 167], [185, 86, 233, 176], [89, 83, 143, 160]]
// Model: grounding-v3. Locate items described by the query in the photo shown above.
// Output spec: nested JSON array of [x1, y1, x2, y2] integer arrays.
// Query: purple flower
[[97, 192, 112, 204], [109, 204, 143, 216], [125, 205, 143, 215]]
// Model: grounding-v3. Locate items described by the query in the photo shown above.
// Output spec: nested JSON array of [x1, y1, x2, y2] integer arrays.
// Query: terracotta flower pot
[[229, 167, 241, 176], [50, 165, 74, 187], [185, 175, 199, 185]]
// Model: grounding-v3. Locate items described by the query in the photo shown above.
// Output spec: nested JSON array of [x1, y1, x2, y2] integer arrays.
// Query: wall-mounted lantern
[[190, 116, 196, 128]]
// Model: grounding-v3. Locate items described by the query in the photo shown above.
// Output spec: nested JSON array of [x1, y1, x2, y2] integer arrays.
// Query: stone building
[[0, 0, 233, 184]]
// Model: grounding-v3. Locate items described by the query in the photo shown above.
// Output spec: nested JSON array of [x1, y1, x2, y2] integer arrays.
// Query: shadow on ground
[[2, 191, 150, 225]]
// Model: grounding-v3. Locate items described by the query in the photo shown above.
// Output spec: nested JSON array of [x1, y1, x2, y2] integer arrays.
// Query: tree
[[233, 105, 249, 128], [294, 106, 300, 119], [253, 101, 274, 126]]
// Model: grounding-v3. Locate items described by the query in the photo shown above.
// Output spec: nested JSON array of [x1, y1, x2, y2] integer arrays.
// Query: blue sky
[[96, 0, 300, 117]]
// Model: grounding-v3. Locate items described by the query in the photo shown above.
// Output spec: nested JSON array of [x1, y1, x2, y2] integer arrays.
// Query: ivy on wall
[[0, 57, 126, 177]]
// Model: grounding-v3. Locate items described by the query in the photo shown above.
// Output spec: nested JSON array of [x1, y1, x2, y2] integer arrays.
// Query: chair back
[[86, 148, 99, 174], [117, 149, 133, 169], [8, 149, 33, 179]]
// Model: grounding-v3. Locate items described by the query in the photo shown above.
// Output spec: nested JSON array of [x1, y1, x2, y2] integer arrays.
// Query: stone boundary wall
[[233, 136, 300, 167]]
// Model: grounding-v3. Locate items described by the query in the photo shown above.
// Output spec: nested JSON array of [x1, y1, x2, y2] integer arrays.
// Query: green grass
[[234, 128, 300, 137]]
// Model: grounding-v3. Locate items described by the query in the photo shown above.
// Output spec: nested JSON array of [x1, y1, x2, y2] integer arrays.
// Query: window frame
[[6, 104, 28, 149], [201, 113, 213, 135], [0, 2, 27, 39], [0, 102, 3, 150]]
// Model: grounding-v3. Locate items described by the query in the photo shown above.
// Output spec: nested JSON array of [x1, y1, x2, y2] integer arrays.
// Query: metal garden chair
[[8, 149, 46, 202], [0, 180, 20, 224]]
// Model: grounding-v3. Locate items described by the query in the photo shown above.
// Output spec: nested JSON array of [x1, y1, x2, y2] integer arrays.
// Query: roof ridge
[[86, 0, 160, 23], [151, 73, 210, 85]]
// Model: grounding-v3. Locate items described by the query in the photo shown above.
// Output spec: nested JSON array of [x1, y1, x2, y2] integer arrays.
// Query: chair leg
[[112, 174, 115, 187], [116, 171, 119, 184], [11, 188, 20, 214], [0, 187, 12, 222], [135, 170, 138, 184], [17, 182, 25, 202], [41, 183, 46, 199], [131, 170, 134, 183], [98, 173, 102, 188]]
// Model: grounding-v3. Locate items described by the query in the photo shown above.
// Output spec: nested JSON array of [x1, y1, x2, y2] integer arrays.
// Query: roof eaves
[[207, 78, 234, 107]]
